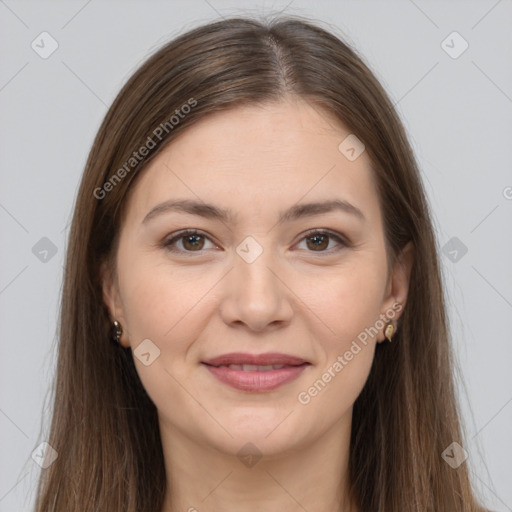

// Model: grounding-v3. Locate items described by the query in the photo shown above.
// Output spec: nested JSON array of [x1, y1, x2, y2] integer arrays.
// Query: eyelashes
[[161, 228, 351, 256]]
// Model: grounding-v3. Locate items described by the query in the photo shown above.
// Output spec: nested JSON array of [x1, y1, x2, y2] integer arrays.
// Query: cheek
[[302, 256, 387, 344], [295, 267, 383, 423], [118, 256, 220, 349], [117, 258, 218, 410], [293, 255, 386, 397]]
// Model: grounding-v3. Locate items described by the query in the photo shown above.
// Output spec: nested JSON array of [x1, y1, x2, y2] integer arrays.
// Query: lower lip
[[202, 363, 309, 392]]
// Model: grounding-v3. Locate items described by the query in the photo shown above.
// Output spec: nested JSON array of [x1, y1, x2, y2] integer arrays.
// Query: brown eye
[[163, 230, 216, 254], [182, 233, 205, 251], [306, 233, 329, 251], [163, 229, 347, 255], [296, 230, 348, 253]]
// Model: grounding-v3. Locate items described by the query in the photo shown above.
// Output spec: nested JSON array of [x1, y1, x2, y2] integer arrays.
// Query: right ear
[[100, 260, 129, 347]]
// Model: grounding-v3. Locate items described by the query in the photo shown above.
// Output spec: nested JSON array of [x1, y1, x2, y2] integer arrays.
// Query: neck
[[158, 412, 358, 512]]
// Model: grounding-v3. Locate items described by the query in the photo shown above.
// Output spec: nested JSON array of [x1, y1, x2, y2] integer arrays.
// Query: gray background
[[1, 0, 511, 510]]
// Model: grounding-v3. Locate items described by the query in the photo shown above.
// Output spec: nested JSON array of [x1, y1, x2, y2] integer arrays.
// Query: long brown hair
[[33, 14, 489, 511]]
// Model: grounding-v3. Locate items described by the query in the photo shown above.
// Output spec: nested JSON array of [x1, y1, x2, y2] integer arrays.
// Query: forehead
[[123, 98, 381, 227]]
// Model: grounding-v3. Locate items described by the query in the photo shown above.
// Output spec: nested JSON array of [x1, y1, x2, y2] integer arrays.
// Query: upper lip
[[202, 352, 309, 367]]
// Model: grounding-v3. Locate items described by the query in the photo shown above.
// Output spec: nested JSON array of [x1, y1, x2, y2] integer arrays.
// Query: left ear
[[378, 241, 414, 341]]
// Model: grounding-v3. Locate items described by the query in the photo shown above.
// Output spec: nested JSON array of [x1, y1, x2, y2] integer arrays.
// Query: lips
[[201, 352, 311, 392], [202, 352, 309, 368]]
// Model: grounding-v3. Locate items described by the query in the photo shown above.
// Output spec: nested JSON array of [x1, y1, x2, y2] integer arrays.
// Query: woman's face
[[102, 97, 412, 458]]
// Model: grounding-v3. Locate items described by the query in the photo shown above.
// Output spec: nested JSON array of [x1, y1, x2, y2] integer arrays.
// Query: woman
[[33, 14, 490, 512]]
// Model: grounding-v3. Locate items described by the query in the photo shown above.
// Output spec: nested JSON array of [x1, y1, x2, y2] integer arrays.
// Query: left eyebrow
[[279, 199, 365, 223], [141, 198, 365, 226]]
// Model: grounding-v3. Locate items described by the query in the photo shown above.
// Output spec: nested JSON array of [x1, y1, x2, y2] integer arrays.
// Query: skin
[[102, 96, 413, 512]]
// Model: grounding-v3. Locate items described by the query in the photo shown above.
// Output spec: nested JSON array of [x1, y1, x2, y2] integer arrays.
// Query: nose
[[218, 251, 294, 333]]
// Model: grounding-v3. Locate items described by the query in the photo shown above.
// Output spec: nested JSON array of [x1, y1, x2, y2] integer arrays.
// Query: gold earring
[[384, 322, 395, 342]]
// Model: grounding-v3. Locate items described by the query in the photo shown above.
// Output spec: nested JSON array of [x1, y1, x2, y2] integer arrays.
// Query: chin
[[210, 413, 307, 453], [209, 432, 305, 463]]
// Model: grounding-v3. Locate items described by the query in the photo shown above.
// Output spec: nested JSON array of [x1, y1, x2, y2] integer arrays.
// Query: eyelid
[[161, 228, 350, 255]]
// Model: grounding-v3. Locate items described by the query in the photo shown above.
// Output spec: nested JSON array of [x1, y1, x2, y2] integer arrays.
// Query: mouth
[[202, 352, 310, 368], [201, 353, 311, 392]]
